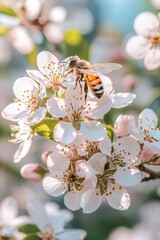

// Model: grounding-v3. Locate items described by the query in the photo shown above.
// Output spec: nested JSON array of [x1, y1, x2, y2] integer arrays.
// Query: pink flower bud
[[20, 163, 47, 182], [41, 151, 52, 164], [123, 74, 138, 91], [139, 149, 154, 162], [114, 115, 133, 137]]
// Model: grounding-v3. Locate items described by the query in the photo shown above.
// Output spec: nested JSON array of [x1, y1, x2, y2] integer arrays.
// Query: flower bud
[[114, 115, 133, 137], [20, 163, 47, 182], [139, 149, 154, 162]]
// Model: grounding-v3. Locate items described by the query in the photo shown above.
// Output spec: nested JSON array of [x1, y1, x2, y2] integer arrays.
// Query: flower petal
[[47, 97, 66, 118], [88, 95, 112, 119], [99, 135, 112, 156], [134, 12, 159, 36], [47, 151, 70, 175], [1, 197, 18, 222], [2, 102, 29, 122], [114, 136, 140, 161], [80, 121, 106, 141], [25, 107, 46, 125], [64, 190, 83, 211], [111, 93, 136, 109], [81, 188, 102, 214], [26, 70, 45, 84], [37, 51, 58, 75], [114, 165, 142, 187], [27, 198, 50, 232], [106, 184, 130, 210], [144, 47, 160, 70], [14, 138, 32, 163], [43, 174, 67, 197], [126, 35, 150, 59], [13, 77, 38, 100], [54, 122, 77, 144], [138, 108, 158, 137], [57, 229, 87, 240]]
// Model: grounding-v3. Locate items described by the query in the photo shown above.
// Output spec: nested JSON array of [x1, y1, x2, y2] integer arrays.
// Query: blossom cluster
[[0, 196, 86, 240], [2, 51, 160, 214]]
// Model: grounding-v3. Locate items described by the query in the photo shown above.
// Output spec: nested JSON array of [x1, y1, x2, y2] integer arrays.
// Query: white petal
[[144, 47, 160, 70], [25, 107, 46, 125], [126, 35, 150, 59], [81, 188, 102, 214], [2, 102, 29, 122], [13, 77, 39, 100], [37, 51, 58, 75], [54, 122, 77, 144], [80, 121, 106, 141], [88, 153, 106, 176], [99, 135, 112, 156], [106, 184, 130, 210], [57, 229, 87, 240], [89, 95, 112, 119], [114, 136, 140, 161], [111, 93, 136, 109], [138, 108, 158, 137], [0, 197, 18, 222], [102, 76, 114, 96], [39, 82, 46, 99], [26, 70, 45, 84], [14, 138, 32, 163], [9, 27, 34, 54], [43, 175, 67, 197], [47, 151, 70, 175], [64, 190, 83, 211], [152, 130, 160, 140], [27, 198, 50, 232], [47, 97, 66, 118], [65, 85, 85, 110], [114, 165, 142, 187], [134, 12, 159, 36]]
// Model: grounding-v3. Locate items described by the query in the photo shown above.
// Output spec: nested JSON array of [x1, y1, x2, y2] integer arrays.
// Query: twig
[[138, 165, 160, 182]]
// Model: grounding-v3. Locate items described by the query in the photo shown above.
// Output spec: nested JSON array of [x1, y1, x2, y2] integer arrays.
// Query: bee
[[65, 55, 122, 100]]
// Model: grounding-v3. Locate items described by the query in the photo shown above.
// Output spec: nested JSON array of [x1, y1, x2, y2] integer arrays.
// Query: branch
[[138, 165, 160, 182]]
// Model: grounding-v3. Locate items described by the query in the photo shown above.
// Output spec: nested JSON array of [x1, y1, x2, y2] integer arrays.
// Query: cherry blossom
[[9, 122, 33, 163], [2, 76, 47, 125], [47, 84, 112, 144], [0, 197, 30, 239], [126, 12, 160, 70], [27, 198, 87, 240], [42, 148, 90, 211], [27, 51, 71, 94], [81, 153, 130, 213]]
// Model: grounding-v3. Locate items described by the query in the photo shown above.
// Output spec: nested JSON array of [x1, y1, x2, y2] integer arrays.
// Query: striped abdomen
[[84, 74, 104, 98]]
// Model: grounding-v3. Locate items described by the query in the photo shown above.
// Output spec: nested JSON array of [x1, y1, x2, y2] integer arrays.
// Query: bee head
[[67, 56, 79, 70]]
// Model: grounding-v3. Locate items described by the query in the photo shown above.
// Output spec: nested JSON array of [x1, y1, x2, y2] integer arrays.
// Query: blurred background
[[0, 0, 160, 239]]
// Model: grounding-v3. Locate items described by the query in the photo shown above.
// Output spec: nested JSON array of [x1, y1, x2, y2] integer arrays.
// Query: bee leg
[[84, 80, 88, 102]]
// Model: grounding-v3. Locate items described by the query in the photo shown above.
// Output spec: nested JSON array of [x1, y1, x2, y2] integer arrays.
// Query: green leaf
[[0, 25, 10, 35], [25, 46, 38, 67], [18, 224, 40, 234], [31, 118, 59, 141], [23, 234, 42, 240], [0, 5, 17, 16], [106, 125, 114, 142]]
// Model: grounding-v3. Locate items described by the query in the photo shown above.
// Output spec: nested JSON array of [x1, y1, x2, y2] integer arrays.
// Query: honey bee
[[65, 56, 122, 100]]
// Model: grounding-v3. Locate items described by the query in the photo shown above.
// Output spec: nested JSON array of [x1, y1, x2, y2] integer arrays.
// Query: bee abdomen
[[86, 75, 104, 98]]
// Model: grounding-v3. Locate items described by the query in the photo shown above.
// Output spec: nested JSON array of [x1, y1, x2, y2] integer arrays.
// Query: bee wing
[[90, 63, 122, 75], [77, 68, 99, 76]]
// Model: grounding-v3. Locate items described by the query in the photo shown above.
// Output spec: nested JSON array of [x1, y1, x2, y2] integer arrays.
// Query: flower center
[[147, 31, 160, 47], [42, 224, 55, 240]]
